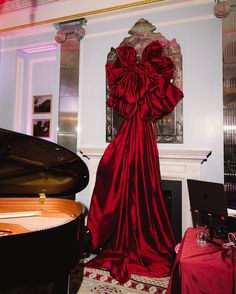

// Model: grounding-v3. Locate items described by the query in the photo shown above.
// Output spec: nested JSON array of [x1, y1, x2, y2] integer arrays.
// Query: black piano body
[[0, 128, 89, 293]]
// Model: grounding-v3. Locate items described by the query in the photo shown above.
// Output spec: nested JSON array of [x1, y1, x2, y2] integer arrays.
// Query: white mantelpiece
[[80, 147, 211, 236]]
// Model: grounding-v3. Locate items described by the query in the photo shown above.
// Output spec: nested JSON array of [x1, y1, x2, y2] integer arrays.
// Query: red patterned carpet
[[73, 255, 169, 294]]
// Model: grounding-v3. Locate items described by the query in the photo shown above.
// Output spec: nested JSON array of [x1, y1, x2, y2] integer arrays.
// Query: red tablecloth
[[167, 228, 236, 294]]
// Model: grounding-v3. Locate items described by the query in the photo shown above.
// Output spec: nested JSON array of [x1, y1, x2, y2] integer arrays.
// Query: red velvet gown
[[86, 40, 184, 284]]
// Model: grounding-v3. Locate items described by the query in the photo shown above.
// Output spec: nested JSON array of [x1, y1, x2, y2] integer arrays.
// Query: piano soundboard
[[0, 210, 74, 236]]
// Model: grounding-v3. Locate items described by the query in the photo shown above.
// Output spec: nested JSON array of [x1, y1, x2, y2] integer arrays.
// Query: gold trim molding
[[0, 0, 163, 33]]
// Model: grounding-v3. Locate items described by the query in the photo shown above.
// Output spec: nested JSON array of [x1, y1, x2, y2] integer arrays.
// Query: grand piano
[[0, 128, 89, 293]]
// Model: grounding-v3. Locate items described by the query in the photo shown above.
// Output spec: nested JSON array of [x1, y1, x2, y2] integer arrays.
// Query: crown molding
[[0, 0, 212, 33]]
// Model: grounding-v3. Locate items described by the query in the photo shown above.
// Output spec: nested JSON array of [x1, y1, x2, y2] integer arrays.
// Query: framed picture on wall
[[33, 94, 52, 114], [32, 119, 51, 138]]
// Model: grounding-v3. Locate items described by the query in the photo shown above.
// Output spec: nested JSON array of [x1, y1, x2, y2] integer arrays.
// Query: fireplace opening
[[162, 180, 182, 243]]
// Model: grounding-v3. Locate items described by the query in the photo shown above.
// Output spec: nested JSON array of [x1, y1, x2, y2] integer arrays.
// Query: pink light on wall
[[21, 44, 57, 54]]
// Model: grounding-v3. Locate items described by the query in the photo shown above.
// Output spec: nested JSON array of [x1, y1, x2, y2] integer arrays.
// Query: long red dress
[[86, 40, 184, 284]]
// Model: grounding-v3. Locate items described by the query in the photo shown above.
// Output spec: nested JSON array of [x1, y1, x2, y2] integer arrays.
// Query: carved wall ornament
[[0, 0, 57, 14], [54, 18, 87, 44], [214, 0, 231, 18]]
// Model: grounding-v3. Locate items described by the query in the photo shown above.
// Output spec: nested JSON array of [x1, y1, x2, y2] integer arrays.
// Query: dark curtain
[[86, 40, 184, 284]]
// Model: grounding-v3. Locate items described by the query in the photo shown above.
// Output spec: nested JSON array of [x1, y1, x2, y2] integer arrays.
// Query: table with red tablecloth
[[167, 227, 236, 294]]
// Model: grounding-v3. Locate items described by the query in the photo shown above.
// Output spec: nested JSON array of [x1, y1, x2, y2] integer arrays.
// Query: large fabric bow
[[106, 40, 183, 121]]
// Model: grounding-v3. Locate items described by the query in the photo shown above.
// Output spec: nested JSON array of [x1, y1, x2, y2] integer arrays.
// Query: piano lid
[[0, 128, 89, 197]]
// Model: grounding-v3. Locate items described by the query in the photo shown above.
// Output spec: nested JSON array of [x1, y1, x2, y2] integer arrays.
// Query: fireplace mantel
[[79, 147, 211, 235], [80, 147, 210, 161]]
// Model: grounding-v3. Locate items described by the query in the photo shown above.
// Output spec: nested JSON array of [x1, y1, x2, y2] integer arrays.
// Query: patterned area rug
[[75, 255, 169, 294]]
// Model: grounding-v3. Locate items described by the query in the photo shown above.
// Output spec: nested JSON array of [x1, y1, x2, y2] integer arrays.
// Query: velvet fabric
[[86, 40, 184, 284]]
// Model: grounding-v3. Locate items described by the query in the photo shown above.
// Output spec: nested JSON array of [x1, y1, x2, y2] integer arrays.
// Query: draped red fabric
[[86, 40, 184, 284]]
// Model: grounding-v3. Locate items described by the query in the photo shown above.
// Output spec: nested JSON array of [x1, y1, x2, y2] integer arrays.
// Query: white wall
[[0, 1, 223, 211]]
